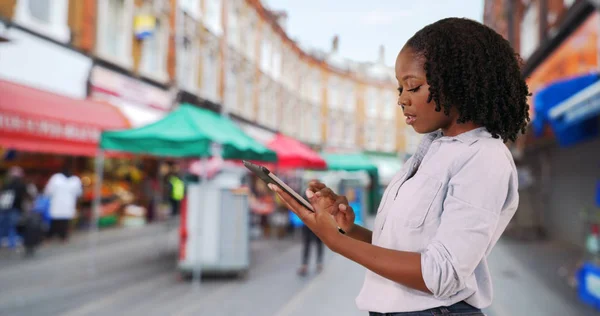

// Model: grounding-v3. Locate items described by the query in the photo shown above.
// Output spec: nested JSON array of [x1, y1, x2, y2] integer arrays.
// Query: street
[[0, 222, 597, 316]]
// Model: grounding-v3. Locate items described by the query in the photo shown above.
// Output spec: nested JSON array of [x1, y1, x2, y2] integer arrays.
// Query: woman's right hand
[[307, 181, 356, 234]]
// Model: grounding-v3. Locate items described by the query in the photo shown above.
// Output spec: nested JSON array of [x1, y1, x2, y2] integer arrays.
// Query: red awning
[[0, 79, 131, 156], [267, 134, 327, 169]]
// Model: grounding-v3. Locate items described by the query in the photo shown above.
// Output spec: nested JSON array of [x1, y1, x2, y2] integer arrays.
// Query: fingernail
[[306, 189, 314, 198], [268, 184, 274, 190], [339, 204, 346, 211]]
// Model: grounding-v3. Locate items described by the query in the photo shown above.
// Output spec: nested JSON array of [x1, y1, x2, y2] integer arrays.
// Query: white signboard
[[0, 28, 92, 99], [90, 66, 173, 111]]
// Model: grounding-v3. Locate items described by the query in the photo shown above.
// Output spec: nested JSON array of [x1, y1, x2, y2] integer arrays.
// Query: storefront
[[0, 78, 140, 229], [88, 65, 173, 127], [524, 11, 600, 247]]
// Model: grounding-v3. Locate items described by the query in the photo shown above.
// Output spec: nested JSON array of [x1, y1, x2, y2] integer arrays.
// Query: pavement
[[0, 220, 598, 316]]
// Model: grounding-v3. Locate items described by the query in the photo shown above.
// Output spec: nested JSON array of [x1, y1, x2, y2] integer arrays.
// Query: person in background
[[167, 169, 184, 217], [0, 167, 29, 249], [44, 164, 82, 243], [297, 189, 324, 277]]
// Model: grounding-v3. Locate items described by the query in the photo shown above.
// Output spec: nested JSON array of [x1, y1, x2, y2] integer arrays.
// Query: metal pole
[[88, 150, 105, 275]]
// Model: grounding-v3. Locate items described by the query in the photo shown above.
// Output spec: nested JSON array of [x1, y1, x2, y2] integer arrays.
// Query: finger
[[308, 180, 326, 192], [334, 195, 348, 210], [315, 188, 336, 201], [337, 202, 353, 216], [311, 193, 337, 215]]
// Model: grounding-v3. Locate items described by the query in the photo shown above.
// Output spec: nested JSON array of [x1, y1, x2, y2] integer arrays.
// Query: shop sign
[[89, 66, 172, 111], [0, 112, 100, 142], [134, 14, 157, 40], [527, 12, 600, 119]]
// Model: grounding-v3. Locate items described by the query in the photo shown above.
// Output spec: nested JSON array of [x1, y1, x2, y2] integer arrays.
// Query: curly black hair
[[406, 17, 530, 142]]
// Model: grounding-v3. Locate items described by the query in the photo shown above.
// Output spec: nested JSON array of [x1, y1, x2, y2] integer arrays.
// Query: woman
[[269, 18, 529, 315]]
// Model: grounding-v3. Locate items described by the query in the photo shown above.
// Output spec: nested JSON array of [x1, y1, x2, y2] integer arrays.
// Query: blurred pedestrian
[[44, 164, 82, 243], [270, 18, 530, 315], [297, 189, 323, 277], [0, 166, 28, 249], [167, 170, 184, 217]]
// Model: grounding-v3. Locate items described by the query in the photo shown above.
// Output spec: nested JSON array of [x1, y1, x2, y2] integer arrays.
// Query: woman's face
[[395, 46, 456, 134]]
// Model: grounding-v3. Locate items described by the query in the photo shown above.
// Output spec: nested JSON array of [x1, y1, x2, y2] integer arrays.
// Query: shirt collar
[[437, 127, 492, 144]]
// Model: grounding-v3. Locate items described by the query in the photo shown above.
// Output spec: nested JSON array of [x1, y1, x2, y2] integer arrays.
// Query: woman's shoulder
[[453, 137, 516, 175]]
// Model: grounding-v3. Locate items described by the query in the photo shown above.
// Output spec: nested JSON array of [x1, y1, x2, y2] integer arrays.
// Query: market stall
[[0, 79, 137, 229], [322, 152, 379, 216], [97, 103, 276, 278], [237, 122, 328, 237]]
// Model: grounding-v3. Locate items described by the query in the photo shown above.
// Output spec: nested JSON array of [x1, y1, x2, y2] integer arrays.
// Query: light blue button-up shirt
[[356, 127, 519, 313]]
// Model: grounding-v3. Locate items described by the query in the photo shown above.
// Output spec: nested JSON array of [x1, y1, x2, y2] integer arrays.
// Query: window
[[300, 67, 310, 101], [344, 81, 356, 112], [243, 74, 254, 119], [15, 0, 69, 43], [327, 112, 337, 143], [383, 90, 396, 118], [29, 0, 51, 22], [201, 46, 219, 102], [204, 0, 222, 36], [97, 0, 134, 67], [244, 11, 257, 62], [281, 49, 296, 90], [224, 59, 238, 113], [312, 104, 322, 143], [520, 4, 539, 60], [177, 15, 199, 92], [367, 88, 379, 118], [271, 41, 282, 80], [260, 31, 272, 74], [258, 78, 270, 125], [140, 7, 169, 82], [328, 77, 340, 109], [384, 120, 396, 152], [177, 37, 199, 92], [227, 1, 240, 49], [365, 119, 377, 150], [311, 70, 322, 104], [268, 87, 280, 128], [179, 0, 201, 20], [282, 98, 295, 135], [344, 113, 356, 147]]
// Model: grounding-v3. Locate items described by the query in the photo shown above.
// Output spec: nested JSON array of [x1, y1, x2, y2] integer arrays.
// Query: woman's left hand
[[268, 184, 341, 247]]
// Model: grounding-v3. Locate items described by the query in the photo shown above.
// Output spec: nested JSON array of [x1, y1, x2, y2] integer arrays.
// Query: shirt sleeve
[[420, 146, 513, 300], [44, 175, 56, 196]]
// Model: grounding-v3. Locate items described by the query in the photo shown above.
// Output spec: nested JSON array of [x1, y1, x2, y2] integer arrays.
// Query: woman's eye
[[408, 85, 421, 93]]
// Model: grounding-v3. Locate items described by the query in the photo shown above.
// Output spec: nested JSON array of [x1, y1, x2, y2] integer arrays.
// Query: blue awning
[[533, 73, 598, 136], [532, 73, 600, 147]]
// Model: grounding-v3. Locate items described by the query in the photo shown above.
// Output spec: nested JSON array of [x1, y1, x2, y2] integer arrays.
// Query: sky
[[263, 0, 484, 67]]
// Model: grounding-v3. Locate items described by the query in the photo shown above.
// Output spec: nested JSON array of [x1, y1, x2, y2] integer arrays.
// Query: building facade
[[0, 0, 406, 155], [484, 0, 600, 247]]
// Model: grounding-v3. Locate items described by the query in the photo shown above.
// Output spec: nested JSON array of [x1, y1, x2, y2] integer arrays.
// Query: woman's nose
[[398, 95, 410, 108]]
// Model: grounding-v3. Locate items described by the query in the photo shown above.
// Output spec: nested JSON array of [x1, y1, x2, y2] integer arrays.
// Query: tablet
[[243, 161, 314, 212], [242, 160, 346, 234]]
